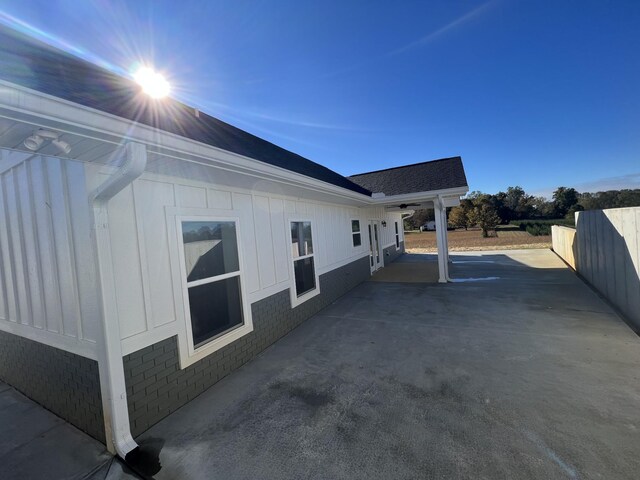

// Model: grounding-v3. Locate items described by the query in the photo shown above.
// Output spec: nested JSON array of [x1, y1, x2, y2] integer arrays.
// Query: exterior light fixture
[[52, 138, 71, 154], [133, 66, 170, 99], [23, 134, 44, 151], [382, 221, 387, 227], [23, 129, 71, 155]]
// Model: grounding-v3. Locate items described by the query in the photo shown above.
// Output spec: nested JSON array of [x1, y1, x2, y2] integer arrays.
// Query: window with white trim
[[180, 220, 244, 348], [291, 221, 316, 297], [351, 220, 361, 247], [395, 221, 400, 249]]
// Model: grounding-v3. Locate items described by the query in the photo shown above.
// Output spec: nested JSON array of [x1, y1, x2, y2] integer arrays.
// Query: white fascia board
[[442, 196, 461, 208], [0, 81, 373, 206], [371, 187, 469, 206]]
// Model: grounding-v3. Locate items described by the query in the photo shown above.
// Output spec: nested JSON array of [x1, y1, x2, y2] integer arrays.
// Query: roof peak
[[349, 156, 462, 178]]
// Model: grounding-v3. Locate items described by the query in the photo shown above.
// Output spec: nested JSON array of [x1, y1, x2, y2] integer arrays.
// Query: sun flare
[[133, 66, 170, 99]]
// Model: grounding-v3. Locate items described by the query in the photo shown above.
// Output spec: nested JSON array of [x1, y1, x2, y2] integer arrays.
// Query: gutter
[[369, 186, 469, 206], [90, 142, 146, 458]]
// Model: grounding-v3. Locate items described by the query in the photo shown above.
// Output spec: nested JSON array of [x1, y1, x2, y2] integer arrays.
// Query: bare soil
[[404, 228, 552, 252]]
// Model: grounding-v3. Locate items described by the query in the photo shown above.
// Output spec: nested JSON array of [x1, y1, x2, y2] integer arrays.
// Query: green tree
[[527, 196, 554, 218], [553, 187, 579, 217], [507, 186, 534, 220], [469, 197, 501, 238], [565, 203, 584, 220], [449, 205, 469, 230], [577, 189, 640, 211]]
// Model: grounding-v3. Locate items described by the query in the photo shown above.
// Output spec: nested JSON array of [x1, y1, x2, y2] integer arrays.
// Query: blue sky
[[1, 0, 639, 197]]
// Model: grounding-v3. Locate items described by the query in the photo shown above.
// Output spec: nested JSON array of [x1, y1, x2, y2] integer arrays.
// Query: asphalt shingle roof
[[348, 157, 468, 196], [0, 26, 371, 196]]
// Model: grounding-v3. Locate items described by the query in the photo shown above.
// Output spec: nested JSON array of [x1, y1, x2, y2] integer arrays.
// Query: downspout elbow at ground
[[89, 142, 147, 459]]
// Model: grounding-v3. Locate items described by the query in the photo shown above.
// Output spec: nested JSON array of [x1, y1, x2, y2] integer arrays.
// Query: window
[[395, 221, 400, 249], [351, 220, 361, 247], [291, 221, 317, 298], [368, 223, 374, 267], [181, 220, 244, 348]]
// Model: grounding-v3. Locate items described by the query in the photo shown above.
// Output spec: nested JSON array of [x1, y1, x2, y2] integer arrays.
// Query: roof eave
[[370, 186, 469, 206], [0, 80, 374, 205]]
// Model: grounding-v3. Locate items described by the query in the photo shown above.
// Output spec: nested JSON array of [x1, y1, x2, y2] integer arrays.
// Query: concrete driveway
[[129, 249, 640, 479]]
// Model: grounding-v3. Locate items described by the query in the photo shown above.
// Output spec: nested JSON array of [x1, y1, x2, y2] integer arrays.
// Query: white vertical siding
[[0, 149, 97, 358], [269, 198, 289, 284], [108, 185, 147, 339], [232, 192, 260, 293], [207, 189, 232, 209], [175, 184, 207, 208], [134, 180, 176, 329], [80, 163, 409, 355], [253, 195, 276, 288]]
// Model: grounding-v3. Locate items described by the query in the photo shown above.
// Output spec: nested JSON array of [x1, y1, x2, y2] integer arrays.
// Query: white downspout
[[401, 211, 415, 222], [401, 211, 414, 248], [90, 142, 147, 457]]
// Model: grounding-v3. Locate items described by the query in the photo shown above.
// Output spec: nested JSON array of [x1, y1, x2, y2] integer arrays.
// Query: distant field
[[404, 228, 552, 252]]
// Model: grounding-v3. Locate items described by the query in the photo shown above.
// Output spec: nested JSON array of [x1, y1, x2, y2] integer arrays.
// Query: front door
[[368, 221, 383, 273]]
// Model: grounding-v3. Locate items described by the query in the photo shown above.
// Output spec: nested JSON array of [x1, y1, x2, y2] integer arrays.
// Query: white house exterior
[[0, 26, 468, 457]]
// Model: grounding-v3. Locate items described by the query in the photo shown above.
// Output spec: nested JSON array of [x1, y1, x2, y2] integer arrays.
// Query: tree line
[[404, 187, 640, 237]]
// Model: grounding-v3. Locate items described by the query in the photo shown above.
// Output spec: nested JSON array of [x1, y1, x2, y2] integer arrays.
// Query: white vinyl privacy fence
[[552, 207, 640, 331]]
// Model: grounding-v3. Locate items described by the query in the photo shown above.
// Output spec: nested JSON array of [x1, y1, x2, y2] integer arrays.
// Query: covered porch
[[374, 193, 461, 283], [349, 157, 469, 283]]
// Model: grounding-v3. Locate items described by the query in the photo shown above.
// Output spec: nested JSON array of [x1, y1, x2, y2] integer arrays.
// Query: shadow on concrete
[[369, 253, 439, 283], [369, 249, 570, 284]]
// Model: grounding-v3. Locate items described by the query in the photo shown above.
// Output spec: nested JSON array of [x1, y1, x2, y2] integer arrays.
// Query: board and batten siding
[[0, 149, 98, 359], [83, 167, 397, 356]]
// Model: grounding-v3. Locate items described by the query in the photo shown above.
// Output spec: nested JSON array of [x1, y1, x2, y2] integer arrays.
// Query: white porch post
[[441, 203, 450, 264], [434, 197, 449, 283]]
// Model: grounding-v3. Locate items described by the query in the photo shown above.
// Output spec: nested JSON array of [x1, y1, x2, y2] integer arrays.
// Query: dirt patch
[[404, 228, 551, 253]]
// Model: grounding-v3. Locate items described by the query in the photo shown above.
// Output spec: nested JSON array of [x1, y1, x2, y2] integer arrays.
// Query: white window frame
[[351, 219, 362, 248], [368, 219, 384, 273], [174, 214, 253, 367], [288, 218, 321, 307], [395, 221, 401, 250]]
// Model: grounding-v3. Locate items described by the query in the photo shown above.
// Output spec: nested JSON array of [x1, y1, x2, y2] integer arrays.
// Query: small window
[[395, 221, 400, 249], [181, 221, 244, 348], [291, 221, 317, 298], [351, 220, 361, 247]]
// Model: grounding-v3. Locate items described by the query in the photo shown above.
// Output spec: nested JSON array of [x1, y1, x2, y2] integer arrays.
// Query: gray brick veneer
[[123, 255, 371, 436], [384, 240, 405, 264], [0, 330, 105, 442]]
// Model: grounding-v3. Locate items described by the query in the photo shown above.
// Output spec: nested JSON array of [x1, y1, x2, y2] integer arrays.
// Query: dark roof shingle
[[0, 26, 370, 196], [348, 157, 468, 196]]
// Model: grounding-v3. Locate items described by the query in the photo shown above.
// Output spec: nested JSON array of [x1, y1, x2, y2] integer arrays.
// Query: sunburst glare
[[133, 66, 170, 99]]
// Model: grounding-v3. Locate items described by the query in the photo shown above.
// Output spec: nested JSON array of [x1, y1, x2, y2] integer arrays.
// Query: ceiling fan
[[386, 203, 422, 210]]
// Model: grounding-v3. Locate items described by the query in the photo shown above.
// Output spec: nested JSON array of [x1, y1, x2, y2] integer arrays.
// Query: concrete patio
[[0, 381, 112, 480], [115, 248, 640, 479], [370, 253, 440, 283]]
